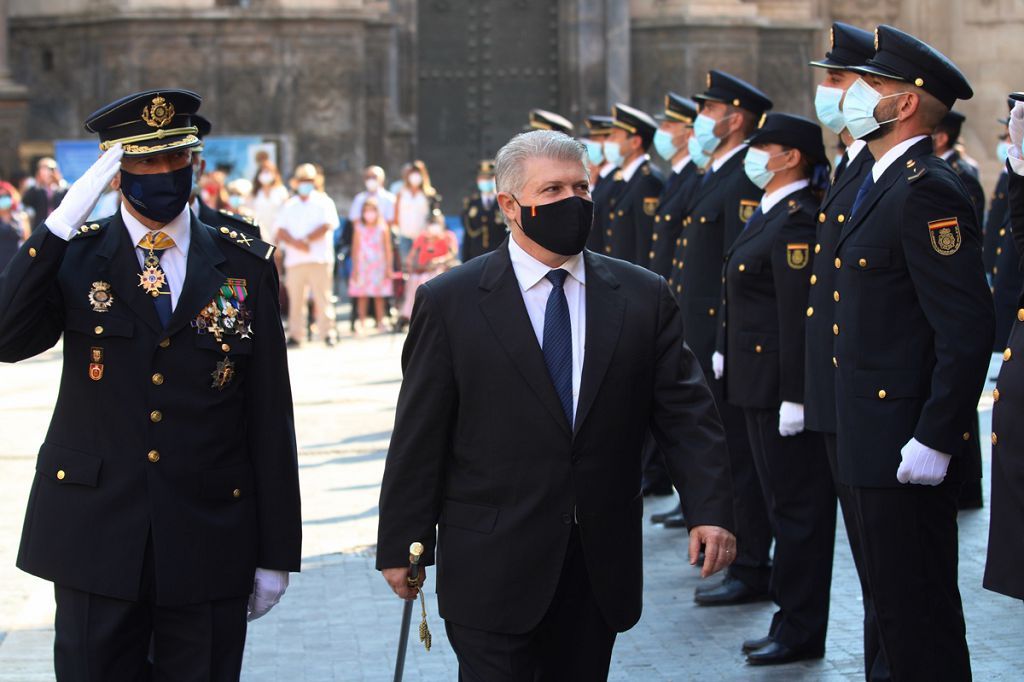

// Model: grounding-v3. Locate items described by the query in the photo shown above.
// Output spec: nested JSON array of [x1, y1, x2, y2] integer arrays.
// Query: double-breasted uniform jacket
[[587, 167, 623, 255], [832, 138, 993, 488], [717, 188, 818, 410], [668, 149, 762, 374], [987, 170, 1024, 349], [605, 159, 665, 268], [460, 192, 505, 262], [1, 211, 302, 606], [649, 161, 701, 279], [944, 150, 986, 228], [804, 148, 875, 434], [983, 169, 1009, 275], [376, 240, 734, 635], [986, 164, 1024, 599], [198, 197, 260, 240]]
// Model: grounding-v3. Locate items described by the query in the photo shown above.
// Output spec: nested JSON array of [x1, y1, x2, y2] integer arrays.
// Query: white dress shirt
[[620, 154, 649, 183], [761, 179, 810, 214], [508, 234, 587, 420], [846, 139, 868, 164], [712, 143, 748, 172], [872, 135, 929, 182], [672, 156, 692, 174]]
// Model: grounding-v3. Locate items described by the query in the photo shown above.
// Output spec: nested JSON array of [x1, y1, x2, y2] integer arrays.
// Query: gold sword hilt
[[406, 542, 431, 651]]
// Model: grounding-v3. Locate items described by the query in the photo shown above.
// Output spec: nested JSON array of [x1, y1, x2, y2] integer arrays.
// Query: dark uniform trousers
[[834, 139, 991, 682], [670, 150, 771, 592], [720, 188, 834, 648]]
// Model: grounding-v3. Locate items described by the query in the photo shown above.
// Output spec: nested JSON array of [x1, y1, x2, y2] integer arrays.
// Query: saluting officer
[[603, 104, 664, 267], [986, 93, 1024, 604], [716, 113, 834, 665], [833, 27, 992, 679], [933, 110, 986, 228], [672, 70, 775, 607], [0, 89, 302, 679], [189, 113, 261, 239], [803, 21, 889, 681], [527, 108, 574, 136], [582, 115, 623, 254], [461, 160, 505, 261], [649, 94, 702, 279]]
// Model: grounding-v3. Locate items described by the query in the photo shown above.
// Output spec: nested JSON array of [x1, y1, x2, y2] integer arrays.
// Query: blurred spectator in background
[[226, 178, 256, 220], [349, 165, 396, 226], [87, 180, 120, 222], [251, 159, 289, 232], [21, 157, 67, 228], [201, 168, 229, 211], [399, 209, 458, 323], [394, 160, 436, 264], [275, 163, 340, 347], [0, 181, 28, 271], [348, 197, 394, 335]]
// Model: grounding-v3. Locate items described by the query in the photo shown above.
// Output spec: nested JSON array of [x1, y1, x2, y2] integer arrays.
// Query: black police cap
[[665, 93, 698, 124], [584, 115, 615, 138], [694, 70, 773, 117], [529, 109, 574, 135], [84, 89, 202, 157], [851, 25, 972, 108], [810, 22, 875, 70], [998, 95, 1017, 124], [192, 113, 211, 153], [477, 159, 496, 177], [611, 103, 658, 146], [746, 112, 828, 166]]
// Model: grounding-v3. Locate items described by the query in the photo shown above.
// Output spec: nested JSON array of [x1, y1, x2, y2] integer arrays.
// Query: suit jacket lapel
[[478, 242, 571, 434], [573, 252, 624, 436], [163, 214, 228, 338], [95, 212, 162, 333]]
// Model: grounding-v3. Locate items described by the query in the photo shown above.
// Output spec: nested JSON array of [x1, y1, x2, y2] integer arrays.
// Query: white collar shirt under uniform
[[122, 203, 191, 311], [672, 156, 692, 174], [620, 154, 649, 183], [872, 135, 929, 182], [712, 143, 748, 172], [761, 179, 810, 214], [508, 235, 587, 421]]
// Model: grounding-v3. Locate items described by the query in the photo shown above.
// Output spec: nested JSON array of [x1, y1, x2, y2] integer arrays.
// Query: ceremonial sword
[[393, 541, 431, 682]]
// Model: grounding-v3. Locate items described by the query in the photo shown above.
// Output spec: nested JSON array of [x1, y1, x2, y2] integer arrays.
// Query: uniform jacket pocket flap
[[852, 369, 922, 399], [37, 443, 102, 486], [442, 499, 499, 534], [738, 331, 778, 353], [844, 246, 891, 270], [66, 309, 134, 338], [200, 463, 255, 500]]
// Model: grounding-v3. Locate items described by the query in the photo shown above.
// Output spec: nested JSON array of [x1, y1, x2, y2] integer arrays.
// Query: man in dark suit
[[832, 27, 993, 680], [0, 89, 302, 680], [668, 70, 776, 607], [376, 129, 736, 681], [189, 113, 261, 240], [603, 104, 665, 268], [803, 21, 889, 680], [21, 157, 67, 229], [584, 115, 622, 256]]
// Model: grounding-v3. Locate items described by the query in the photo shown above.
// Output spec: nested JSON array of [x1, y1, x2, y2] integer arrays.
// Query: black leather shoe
[[650, 503, 681, 524], [662, 510, 687, 528], [746, 641, 824, 666], [694, 576, 771, 606], [741, 635, 774, 654]]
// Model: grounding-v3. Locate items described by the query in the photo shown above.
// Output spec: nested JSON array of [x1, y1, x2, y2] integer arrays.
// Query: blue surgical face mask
[[687, 136, 711, 170], [229, 195, 243, 209], [815, 85, 847, 134], [0, 196, 12, 211], [477, 179, 495, 193], [997, 141, 1011, 164], [584, 140, 604, 166], [842, 78, 907, 140], [297, 181, 314, 197], [743, 148, 780, 189], [653, 129, 679, 161], [693, 112, 733, 155], [602, 139, 624, 167]]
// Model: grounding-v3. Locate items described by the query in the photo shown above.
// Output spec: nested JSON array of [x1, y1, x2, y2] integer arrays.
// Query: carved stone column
[[0, 0, 27, 178]]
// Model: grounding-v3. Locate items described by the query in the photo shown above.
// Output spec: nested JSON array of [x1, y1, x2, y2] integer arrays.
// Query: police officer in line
[[603, 103, 664, 268], [527, 108, 574, 135], [933, 110, 986, 228], [983, 98, 1014, 279], [832, 26, 992, 679], [803, 21, 890, 681], [189, 113, 261, 239], [716, 113, 834, 665], [986, 91, 1024, 605], [461, 160, 506, 262], [669, 70, 775, 607], [582, 115, 623, 255], [988, 99, 1022, 354], [0, 89, 302, 679]]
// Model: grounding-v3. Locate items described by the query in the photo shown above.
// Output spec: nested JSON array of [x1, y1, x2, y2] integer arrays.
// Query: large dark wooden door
[[416, 0, 561, 212]]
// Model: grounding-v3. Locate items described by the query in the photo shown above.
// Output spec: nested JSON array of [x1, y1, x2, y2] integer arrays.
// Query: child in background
[[348, 198, 395, 335]]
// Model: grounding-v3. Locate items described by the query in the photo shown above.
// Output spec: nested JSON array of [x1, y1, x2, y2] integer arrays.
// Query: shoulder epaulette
[[219, 208, 259, 228], [72, 219, 110, 239], [214, 225, 275, 261], [905, 158, 928, 183], [787, 198, 802, 215], [641, 164, 651, 176]]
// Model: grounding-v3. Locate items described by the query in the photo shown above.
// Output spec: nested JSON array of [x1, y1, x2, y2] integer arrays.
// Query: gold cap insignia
[[706, 72, 712, 89], [914, 77, 924, 87], [829, 27, 835, 50], [874, 29, 879, 51], [758, 113, 767, 129], [142, 96, 175, 129]]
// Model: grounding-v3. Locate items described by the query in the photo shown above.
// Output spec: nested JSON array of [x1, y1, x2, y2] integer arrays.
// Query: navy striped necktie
[[542, 269, 573, 426]]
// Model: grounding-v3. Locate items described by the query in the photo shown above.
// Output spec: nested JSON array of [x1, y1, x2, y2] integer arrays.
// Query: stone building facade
[[0, 0, 1017, 208]]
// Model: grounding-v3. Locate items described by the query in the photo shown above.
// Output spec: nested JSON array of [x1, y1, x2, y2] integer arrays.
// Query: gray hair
[[494, 130, 588, 197]]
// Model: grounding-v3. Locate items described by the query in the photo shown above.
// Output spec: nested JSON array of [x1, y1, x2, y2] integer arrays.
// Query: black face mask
[[119, 164, 193, 223], [513, 194, 594, 256]]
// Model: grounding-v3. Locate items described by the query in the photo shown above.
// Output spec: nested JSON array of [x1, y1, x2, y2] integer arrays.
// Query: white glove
[[896, 438, 951, 486], [1008, 102, 1024, 175], [711, 351, 724, 380], [778, 401, 804, 437], [45, 143, 124, 241], [247, 568, 289, 622]]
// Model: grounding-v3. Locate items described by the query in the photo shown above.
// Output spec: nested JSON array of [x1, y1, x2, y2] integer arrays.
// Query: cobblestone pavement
[[0, 338, 1020, 681]]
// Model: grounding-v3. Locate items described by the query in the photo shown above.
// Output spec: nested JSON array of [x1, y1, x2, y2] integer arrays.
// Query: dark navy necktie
[[701, 166, 715, 187], [833, 153, 849, 184], [850, 172, 875, 219], [543, 269, 574, 426]]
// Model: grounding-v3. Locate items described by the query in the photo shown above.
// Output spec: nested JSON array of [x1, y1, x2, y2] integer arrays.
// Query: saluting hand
[[45, 143, 124, 239], [1009, 101, 1024, 162], [382, 565, 427, 601], [688, 525, 736, 578]]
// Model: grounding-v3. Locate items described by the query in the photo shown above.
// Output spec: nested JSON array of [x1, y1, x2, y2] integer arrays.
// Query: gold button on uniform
[[818, 212, 826, 223], [1017, 309, 1024, 322], [1000, 228, 1007, 237], [810, 274, 817, 285], [220, 226, 230, 234], [755, 345, 763, 353], [232, 489, 241, 499], [683, 238, 688, 247], [221, 343, 231, 353], [147, 450, 160, 463], [994, 388, 1001, 402], [833, 323, 839, 335], [806, 307, 814, 317], [708, 308, 715, 316], [962, 432, 970, 441], [815, 244, 821, 254], [159, 338, 170, 348], [992, 433, 999, 445], [700, 216, 706, 223], [56, 469, 65, 480], [833, 291, 840, 302], [834, 258, 841, 269], [648, 250, 655, 259], [1004, 348, 1013, 362], [859, 258, 867, 268], [738, 264, 746, 272], [878, 389, 887, 399], [832, 356, 838, 367], [652, 233, 658, 241], [150, 410, 163, 423], [837, 214, 846, 223], [94, 326, 103, 335], [28, 247, 37, 257], [152, 373, 164, 385]]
